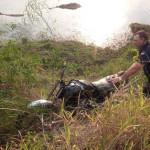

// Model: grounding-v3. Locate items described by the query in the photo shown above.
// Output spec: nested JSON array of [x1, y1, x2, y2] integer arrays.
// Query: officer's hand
[[108, 77, 119, 84]]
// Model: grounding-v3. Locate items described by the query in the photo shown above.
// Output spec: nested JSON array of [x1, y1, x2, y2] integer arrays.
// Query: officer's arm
[[121, 62, 143, 80]]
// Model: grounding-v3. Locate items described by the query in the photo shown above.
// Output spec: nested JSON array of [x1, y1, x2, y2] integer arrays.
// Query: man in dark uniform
[[109, 30, 150, 96]]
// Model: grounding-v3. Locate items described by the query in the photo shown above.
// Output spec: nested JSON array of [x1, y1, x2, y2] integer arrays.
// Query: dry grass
[[4, 88, 149, 150], [49, 90, 150, 150]]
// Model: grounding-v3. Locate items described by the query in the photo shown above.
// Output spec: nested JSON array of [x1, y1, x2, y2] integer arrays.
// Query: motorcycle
[[28, 64, 125, 109]]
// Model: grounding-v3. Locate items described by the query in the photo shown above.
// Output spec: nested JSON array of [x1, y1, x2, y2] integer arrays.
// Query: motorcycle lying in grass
[[28, 64, 125, 110]]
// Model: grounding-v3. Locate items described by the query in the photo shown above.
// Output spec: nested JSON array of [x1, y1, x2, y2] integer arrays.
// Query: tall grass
[[3, 89, 149, 150], [0, 38, 150, 149]]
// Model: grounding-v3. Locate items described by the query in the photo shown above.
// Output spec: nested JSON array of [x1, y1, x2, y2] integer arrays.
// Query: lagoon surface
[[0, 0, 150, 46]]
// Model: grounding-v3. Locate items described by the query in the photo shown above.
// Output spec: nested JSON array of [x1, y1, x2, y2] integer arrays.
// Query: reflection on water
[[0, 0, 150, 46]]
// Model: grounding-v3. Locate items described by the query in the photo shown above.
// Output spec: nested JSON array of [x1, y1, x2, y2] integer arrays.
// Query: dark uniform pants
[[143, 82, 150, 97]]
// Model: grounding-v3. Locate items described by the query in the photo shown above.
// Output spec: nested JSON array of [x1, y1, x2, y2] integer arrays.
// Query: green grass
[[2, 90, 149, 150], [1, 26, 150, 149]]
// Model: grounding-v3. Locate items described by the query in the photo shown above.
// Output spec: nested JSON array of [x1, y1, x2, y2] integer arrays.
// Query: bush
[[125, 48, 139, 61]]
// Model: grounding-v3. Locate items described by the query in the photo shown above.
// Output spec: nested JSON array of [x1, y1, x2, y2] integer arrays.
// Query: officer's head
[[133, 30, 148, 49]]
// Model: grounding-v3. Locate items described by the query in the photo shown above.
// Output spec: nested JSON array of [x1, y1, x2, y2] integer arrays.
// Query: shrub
[[125, 48, 139, 61]]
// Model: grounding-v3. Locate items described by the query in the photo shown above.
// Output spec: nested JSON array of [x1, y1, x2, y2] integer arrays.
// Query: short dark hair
[[134, 30, 148, 41]]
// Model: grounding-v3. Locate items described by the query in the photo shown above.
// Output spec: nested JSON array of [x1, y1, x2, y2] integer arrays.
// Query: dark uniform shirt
[[139, 41, 150, 82]]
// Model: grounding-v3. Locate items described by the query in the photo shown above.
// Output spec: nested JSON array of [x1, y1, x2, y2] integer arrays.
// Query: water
[[0, 0, 150, 46]]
